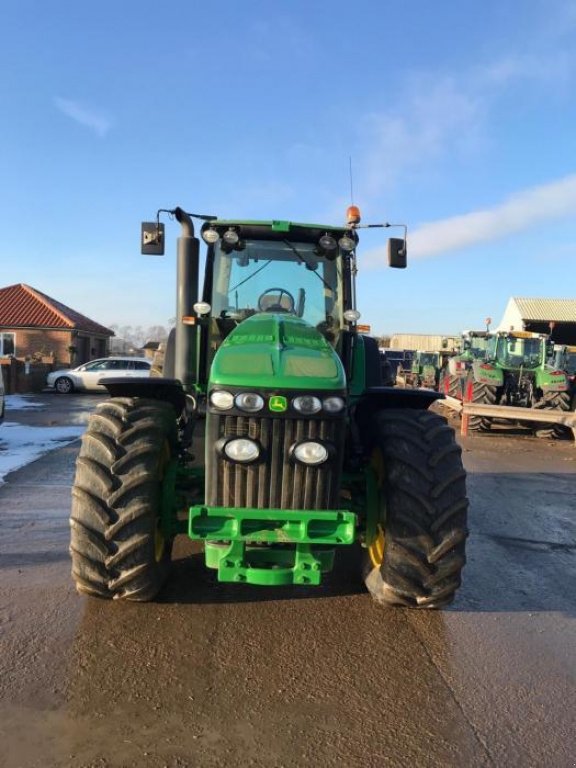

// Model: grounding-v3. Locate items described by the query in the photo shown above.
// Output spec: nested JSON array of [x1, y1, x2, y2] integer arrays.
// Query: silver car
[[46, 357, 152, 394]]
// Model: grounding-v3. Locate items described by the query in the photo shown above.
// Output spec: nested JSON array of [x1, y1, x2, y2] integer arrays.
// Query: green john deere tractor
[[440, 330, 492, 400], [463, 330, 571, 437], [69, 206, 468, 608]]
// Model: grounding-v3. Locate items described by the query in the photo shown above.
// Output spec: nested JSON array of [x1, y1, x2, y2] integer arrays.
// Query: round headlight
[[293, 441, 329, 466], [223, 228, 239, 245], [343, 309, 361, 323], [202, 227, 220, 244], [193, 301, 211, 316], [323, 396, 345, 413], [235, 392, 264, 412], [210, 390, 234, 410], [223, 438, 260, 463], [319, 234, 337, 253], [338, 235, 356, 253], [292, 395, 322, 414]]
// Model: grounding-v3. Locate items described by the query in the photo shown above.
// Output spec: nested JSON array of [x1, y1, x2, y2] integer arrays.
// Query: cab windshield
[[553, 349, 576, 374], [464, 337, 490, 359], [489, 336, 543, 368], [419, 353, 439, 366], [210, 239, 344, 342]]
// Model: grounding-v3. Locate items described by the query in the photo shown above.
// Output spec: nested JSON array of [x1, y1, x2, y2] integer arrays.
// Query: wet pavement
[[0, 396, 575, 767]]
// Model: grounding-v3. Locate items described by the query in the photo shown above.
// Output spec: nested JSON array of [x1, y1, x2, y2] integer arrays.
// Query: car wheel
[[55, 376, 74, 394]]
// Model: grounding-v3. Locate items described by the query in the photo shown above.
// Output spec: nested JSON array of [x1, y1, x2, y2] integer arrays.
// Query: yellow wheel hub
[[154, 440, 170, 562], [367, 449, 386, 568], [154, 525, 165, 562], [368, 524, 385, 568]]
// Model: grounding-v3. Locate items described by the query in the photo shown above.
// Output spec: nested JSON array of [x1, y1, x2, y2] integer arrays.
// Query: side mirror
[[387, 237, 407, 269], [141, 222, 165, 255]]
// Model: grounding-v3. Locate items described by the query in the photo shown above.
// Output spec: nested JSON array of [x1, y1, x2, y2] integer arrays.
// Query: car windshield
[[211, 239, 344, 342], [419, 353, 439, 366]]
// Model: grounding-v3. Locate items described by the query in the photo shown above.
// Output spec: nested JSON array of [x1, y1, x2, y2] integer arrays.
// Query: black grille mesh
[[206, 415, 344, 510]]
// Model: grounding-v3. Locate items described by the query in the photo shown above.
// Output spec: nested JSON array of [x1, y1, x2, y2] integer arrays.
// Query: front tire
[[363, 410, 468, 609], [55, 376, 74, 394], [70, 397, 178, 601]]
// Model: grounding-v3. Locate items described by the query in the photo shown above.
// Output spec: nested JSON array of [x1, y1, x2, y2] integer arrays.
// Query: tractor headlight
[[292, 395, 322, 414], [222, 228, 239, 246], [322, 396, 345, 413], [235, 392, 264, 412], [338, 235, 356, 253], [292, 441, 329, 466], [210, 390, 234, 410], [319, 234, 338, 253], [223, 438, 261, 463], [202, 227, 220, 244], [344, 309, 361, 323]]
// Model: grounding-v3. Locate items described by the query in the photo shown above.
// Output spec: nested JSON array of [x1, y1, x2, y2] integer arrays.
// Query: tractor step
[[188, 505, 355, 544]]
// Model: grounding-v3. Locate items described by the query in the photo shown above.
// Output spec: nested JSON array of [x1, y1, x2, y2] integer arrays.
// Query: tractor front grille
[[205, 414, 344, 510]]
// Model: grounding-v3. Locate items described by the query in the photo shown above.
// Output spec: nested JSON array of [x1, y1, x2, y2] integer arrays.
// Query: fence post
[[461, 406, 469, 437]]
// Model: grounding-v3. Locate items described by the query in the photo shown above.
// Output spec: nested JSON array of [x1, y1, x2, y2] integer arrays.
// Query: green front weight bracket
[[188, 506, 356, 586]]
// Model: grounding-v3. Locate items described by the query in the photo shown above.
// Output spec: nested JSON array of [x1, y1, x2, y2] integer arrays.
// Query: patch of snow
[[5, 395, 45, 410], [0, 422, 84, 483]]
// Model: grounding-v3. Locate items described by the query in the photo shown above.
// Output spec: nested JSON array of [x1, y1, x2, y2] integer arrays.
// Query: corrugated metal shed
[[513, 297, 576, 322]]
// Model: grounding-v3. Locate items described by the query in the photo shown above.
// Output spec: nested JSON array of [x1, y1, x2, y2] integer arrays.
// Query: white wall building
[[497, 297, 576, 344]]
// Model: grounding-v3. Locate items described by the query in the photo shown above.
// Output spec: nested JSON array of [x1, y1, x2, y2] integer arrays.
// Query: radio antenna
[[349, 156, 355, 204]]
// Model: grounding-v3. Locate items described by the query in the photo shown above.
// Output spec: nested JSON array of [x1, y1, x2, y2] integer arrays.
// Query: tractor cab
[[200, 221, 352, 359], [551, 344, 576, 381], [486, 331, 547, 370]]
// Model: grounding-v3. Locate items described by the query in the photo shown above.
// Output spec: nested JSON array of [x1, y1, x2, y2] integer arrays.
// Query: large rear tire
[[533, 391, 571, 439], [463, 374, 497, 431], [70, 397, 178, 601], [363, 410, 468, 609]]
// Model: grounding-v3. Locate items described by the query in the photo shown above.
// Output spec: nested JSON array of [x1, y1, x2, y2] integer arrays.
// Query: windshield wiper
[[282, 240, 332, 290], [229, 260, 272, 293]]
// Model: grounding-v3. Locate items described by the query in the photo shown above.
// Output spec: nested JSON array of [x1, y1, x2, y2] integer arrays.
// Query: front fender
[[535, 369, 569, 392], [103, 377, 187, 415], [471, 361, 503, 387]]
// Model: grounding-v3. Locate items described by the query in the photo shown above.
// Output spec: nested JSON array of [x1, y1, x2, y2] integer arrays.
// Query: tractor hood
[[209, 313, 346, 390]]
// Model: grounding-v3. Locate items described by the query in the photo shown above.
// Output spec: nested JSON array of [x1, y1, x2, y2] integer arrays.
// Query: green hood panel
[[210, 314, 346, 390]]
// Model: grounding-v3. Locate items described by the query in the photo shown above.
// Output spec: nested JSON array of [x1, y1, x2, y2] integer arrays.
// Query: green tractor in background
[[463, 330, 571, 437], [69, 206, 468, 608], [440, 330, 492, 400], [398, 351, 442, 389]]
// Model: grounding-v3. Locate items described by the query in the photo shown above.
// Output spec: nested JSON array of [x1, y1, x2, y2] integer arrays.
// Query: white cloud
[[362, 174, 576, 266], [54, 97, 111, 137], [359, 76, 483, 198]]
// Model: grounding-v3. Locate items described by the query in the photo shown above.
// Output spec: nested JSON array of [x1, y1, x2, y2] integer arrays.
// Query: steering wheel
[[258, 288, 296, 313]]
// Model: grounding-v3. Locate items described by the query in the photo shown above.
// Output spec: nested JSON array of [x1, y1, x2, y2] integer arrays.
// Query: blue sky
[[1, 0, 576, 337]]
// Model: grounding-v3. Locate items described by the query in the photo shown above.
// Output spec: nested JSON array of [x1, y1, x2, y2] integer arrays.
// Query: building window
[[0, 333, 15, 356]]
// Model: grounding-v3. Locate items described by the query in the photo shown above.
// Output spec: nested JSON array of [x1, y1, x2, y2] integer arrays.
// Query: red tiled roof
[[0, 284, 113, 336]]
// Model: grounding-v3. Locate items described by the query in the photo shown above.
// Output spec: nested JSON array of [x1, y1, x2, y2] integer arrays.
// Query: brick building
[[0, 283, 113, 367]]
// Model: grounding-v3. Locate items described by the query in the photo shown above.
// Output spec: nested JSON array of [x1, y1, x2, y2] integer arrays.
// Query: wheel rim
[[154, 526, 166, 563], [368, 524, 385, 568], [367, 449, 386, 568], [57, 378, 71, 393], [154, 440, 171, 563]]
